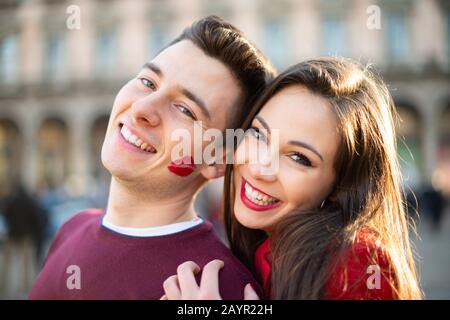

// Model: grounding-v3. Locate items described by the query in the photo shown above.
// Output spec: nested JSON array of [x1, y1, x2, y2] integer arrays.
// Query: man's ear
[[200, 162, 226, 180], [200, 147, 229, 180]]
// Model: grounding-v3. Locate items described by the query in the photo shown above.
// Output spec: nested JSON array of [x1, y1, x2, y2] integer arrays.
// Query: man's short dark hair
[[169, 15, 277, 128]]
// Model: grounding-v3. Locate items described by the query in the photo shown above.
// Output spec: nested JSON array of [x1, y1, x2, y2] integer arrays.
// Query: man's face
[[101, 40, 242, 197]]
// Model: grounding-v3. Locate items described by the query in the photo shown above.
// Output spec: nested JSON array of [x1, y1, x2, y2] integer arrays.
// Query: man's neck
[[104, 177, 198, 228]]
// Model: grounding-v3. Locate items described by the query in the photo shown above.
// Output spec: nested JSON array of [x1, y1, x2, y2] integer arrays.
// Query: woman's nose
[[248, 154, 277, 182]]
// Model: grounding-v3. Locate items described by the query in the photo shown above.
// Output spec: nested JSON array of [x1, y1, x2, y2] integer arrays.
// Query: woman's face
[[233, 85, 340, 232]]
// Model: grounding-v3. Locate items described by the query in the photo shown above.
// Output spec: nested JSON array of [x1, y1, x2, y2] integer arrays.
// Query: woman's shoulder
[[325, 229, 396, 300]]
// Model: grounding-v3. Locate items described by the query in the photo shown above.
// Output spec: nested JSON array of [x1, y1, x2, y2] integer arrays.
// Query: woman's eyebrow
[[256, 115, 324, 161], [255, 115, 271, 135], [288, 140, 324, 161]]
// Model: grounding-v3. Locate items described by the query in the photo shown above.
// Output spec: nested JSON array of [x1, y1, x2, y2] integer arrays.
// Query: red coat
[[254, 231, 395, 300]]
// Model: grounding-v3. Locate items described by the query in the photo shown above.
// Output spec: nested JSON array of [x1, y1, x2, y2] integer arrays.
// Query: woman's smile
[[240, 177, 282, 211]]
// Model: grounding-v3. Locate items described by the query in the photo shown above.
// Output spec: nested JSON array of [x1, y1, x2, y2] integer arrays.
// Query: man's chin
[[102, 159, 138, 182]]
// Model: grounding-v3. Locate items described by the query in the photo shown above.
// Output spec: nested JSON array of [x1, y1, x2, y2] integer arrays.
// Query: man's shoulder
[[61, 208, 104, 229], [52, 208, 103, 243], [189, 221, 235, 258], [190, 222, 259, 279]]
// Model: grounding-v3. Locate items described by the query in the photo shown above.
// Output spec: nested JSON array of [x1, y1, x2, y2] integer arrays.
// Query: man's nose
[[131, 94, 163, 128]]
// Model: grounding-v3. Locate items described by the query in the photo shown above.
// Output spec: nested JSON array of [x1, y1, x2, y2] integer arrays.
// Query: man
[[29, 16, 275, 299]]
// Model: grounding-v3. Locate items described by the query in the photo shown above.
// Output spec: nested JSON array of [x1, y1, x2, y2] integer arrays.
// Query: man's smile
[[119, 124, 157, 153]]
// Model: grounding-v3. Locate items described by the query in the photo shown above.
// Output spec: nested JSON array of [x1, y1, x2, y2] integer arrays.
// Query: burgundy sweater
[[29, 209, 261, 300]]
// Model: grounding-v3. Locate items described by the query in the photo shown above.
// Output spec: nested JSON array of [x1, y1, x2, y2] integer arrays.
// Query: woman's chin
[[233, 201, 268, 231]]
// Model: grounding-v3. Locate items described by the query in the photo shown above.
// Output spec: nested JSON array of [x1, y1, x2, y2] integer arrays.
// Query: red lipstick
[[240, 178, 282, 211], [168, 156, 196, 177]]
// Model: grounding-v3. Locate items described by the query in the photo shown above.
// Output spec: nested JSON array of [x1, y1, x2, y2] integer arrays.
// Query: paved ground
[[1, 207, 449, 300], [413, 207, 450, 299]]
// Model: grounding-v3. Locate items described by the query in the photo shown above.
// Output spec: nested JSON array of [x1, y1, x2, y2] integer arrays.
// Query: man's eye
[[248, 127, 267, 142], [139, 78, 156, 90], [176, 105, 196, 120], [289, 152, 312, 167]]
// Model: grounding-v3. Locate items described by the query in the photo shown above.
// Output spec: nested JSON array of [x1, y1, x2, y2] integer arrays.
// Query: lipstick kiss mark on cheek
[[167, 156, 197, 177]]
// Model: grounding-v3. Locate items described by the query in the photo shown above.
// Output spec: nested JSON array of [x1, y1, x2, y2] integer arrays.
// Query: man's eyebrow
[[142, 62, 162, 76], [142, 62, 210, 121], [255, 116, 271, 135], [180, 87, 211, 120], [288, 140, 324, 161]]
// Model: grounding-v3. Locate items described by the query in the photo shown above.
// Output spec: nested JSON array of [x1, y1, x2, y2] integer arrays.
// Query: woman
[[161, 57, 422, 300]]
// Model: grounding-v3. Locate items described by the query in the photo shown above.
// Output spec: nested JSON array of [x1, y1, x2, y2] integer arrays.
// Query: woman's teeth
[[120, 125, 156, 153], [244, 182, 279, 206]]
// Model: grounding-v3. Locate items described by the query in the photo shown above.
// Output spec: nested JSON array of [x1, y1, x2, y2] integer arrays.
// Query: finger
[[199, 259, 224, 299], [243, 284, 260, 300], [160, 295, 167, 300], [177, 261, 201, 298], [163, 275, 181, 300]]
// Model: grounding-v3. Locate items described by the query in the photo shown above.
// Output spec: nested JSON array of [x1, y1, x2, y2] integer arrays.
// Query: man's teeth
[[120, 125, 156, 153], [244, 182, 279, 206]]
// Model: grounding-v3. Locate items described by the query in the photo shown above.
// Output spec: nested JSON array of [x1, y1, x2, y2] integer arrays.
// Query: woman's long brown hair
[[223, 57, 422, 299]]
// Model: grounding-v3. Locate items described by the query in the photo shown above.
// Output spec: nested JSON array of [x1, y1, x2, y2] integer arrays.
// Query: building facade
[[0, 0, 449, 201]]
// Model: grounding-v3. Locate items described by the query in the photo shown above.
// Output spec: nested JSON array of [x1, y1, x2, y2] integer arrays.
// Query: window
[[0, 35, 18, 84], [148, 24, 169, 58], [321, 15, 346, 56], [95, 29, 116, 75], [37, 119, 69, 189], [384, 12, 410, 62], [262, 19, 287, 69], [0, 119, 21, 187], [44, 33, 66, 80]]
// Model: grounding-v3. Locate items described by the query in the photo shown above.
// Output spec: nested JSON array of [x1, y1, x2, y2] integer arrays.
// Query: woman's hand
[[160, 260, 260, 300]]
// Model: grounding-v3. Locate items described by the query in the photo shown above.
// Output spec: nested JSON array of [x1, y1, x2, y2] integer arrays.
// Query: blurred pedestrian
[[421, 184, 446, 232], [0, 182, 48, 294]]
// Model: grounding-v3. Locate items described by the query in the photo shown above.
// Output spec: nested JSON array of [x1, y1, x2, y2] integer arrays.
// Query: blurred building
[[0, 0, 449, 202]]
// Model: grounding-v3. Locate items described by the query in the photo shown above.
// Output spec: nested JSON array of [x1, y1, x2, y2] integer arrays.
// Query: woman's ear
[[328, 187, 339, 202], [200, 163, 226, 180]]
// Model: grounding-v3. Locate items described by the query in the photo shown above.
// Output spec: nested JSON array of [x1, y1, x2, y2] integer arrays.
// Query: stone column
[[168, 0, 201, 36], [67, 0, 95, 83], [21, 109, 39, 192], [67, 111, 91, 196], [116, 0, 146, 78], [17, 0, 44, 85], [289, 0, 321, 61], [231, 0, 261, 45], [349, 0, 383, 63]]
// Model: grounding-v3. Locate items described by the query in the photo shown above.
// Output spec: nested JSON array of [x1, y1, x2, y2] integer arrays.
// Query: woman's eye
[[289, 152, 312, 167], [139, 78, 156, 90], [249, 126, 267, 142], [176, 105, 196, 120]]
